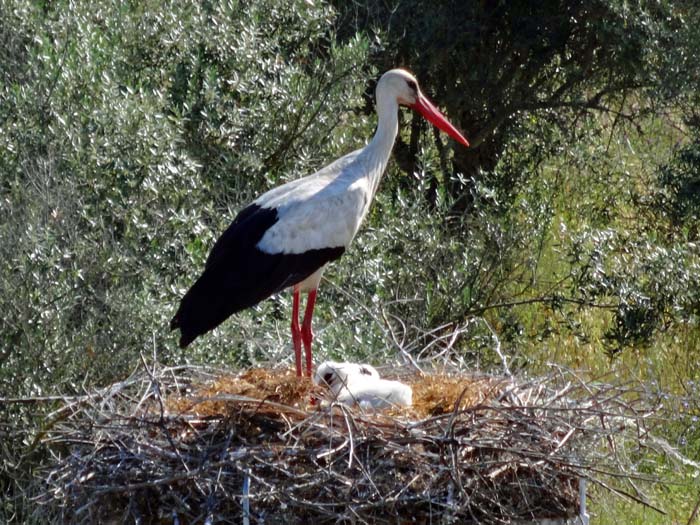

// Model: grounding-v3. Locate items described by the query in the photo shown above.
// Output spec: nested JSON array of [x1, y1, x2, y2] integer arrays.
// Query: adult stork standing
[[171, 69, 469, 377]]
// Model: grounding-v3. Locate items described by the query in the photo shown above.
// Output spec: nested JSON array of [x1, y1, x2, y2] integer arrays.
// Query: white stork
[[314, 361, 413, 409], [170, 69, 469, 377]]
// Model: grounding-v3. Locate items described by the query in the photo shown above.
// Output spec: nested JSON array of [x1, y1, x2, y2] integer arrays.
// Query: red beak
[[411, 94, 470, 147]]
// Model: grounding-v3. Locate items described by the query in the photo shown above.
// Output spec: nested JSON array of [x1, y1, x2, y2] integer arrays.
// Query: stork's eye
[[406, 79, 417, 91], [323, 373, 334, 385], [359, 366, 373, 376]]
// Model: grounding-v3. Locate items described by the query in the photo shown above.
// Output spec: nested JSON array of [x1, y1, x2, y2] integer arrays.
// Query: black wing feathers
[[204, 202, 267, 269], [171, 203, 344, 348]]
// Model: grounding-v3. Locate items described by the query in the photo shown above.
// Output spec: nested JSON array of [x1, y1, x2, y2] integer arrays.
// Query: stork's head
[[377, 69, 470, 147], [314, 361, 379, 393]]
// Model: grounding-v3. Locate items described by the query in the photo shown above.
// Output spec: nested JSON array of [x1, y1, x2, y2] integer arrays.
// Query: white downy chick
[[314, 361, 412, 409]]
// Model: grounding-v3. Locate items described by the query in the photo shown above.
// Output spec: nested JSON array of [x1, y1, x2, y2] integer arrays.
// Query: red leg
[[301, 289, 317, 377], [291, 287, 302, 377]]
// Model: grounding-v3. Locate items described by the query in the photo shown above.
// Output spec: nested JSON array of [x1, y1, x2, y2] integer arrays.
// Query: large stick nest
[[35, 362, 661, 524]]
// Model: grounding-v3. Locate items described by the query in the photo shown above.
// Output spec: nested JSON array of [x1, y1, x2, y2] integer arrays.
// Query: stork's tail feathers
[[178, 331, 197, 349], [169, 313, 195, 349], [170, 263, 264, 350], [170, 314, 192, 348]]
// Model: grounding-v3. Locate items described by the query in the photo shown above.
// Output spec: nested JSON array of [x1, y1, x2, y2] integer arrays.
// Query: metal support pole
[[242, 470, 251, 525], [579, 478, 589, 525]]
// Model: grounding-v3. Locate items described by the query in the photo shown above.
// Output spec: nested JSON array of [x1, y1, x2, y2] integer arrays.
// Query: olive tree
[[334, 0, 700, 209]]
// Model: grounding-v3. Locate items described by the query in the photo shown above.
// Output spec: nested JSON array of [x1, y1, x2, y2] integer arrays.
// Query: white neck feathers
[[357, 89, 399, 198]]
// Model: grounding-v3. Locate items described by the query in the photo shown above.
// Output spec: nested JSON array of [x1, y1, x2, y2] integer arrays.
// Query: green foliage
[[0, 1, 372, 521], [657, 137, 700, 233], [2, 0, 700, 522], [334, 0, 700, 211], [0, 0, 370, 403], [568, 229, 700, 354]]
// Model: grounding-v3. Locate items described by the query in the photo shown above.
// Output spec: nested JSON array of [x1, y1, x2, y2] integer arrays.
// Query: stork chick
[[314, 361, 412, 409]]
